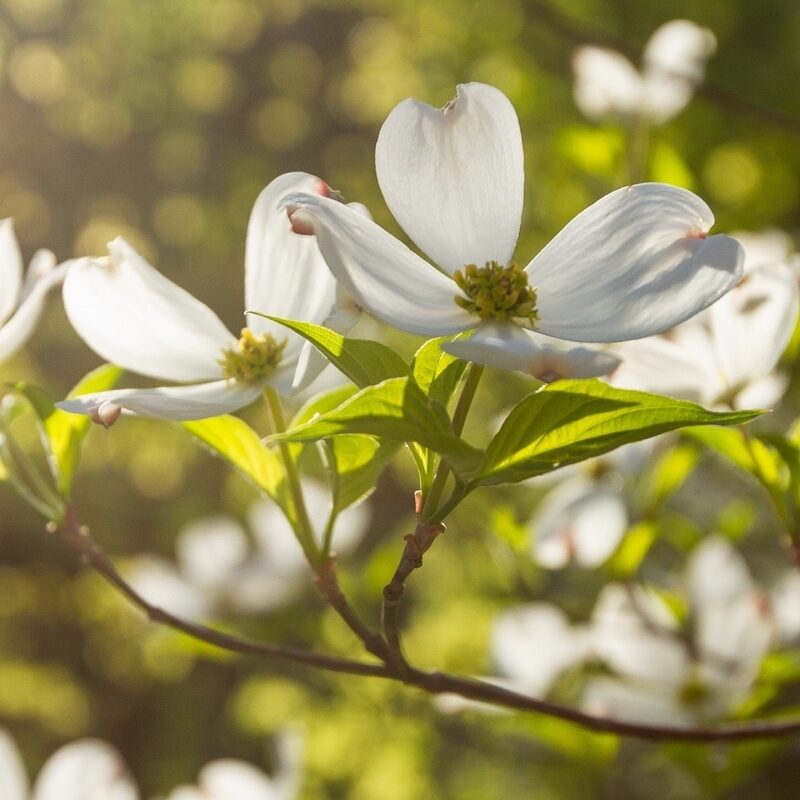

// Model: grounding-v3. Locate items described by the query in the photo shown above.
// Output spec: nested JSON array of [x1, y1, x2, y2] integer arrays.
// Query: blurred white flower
[[529, 474, 628, 569], [127, 480, 371, 619], [585, 537, 775, 725], [491, 604, 592, 696], [0, 219, 69, 365], [0, 728, 139, 800], [572, 20, 717, 124], [58, 173, 362, 423], [610, 254, 800, 409], [165, 731, 302, 800], [284, 82, 743, 379]]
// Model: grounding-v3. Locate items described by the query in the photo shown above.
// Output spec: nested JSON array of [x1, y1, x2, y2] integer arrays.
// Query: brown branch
[[55, 507, 387, 679], [54, 506, 800, 743], [382, 509, 445, 673]]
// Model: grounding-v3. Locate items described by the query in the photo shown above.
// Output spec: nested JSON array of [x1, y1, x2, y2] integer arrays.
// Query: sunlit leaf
[[182, 415, 290, 515], [270, 377, 482, 479], [410, 336, 468, 408], [14, 364, 123, 497], [257, 315, 408, 388], [475, 381, 762, 486]]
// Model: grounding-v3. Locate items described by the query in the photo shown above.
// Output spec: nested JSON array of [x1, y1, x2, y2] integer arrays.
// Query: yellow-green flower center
[[453, 261, 539, 323], [219, 328, 287, 383]]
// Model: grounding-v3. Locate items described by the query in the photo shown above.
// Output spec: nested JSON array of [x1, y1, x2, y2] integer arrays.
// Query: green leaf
[[476, 380, 762, 486], [410, 336, 468, 408], [607, 520, 656, 578], [257, 315, 408, 388], [290, 383, 360, 428], [645, 441, 700, 509], [685, 426, 758, 473], [321, 434, 399, 511], [15, 364, 123, 496], [270, 377, 483, 480], [182, 415, 289, 514]]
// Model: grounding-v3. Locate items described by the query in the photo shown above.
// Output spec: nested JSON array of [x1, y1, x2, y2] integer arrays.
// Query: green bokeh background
[[2, 0, 800, 797]]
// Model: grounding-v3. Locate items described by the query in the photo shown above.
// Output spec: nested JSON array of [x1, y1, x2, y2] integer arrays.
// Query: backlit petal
[[443, 323, 620, 380], [0, 219, 23, 326], [528, 183, 744, 342], [571, 47, 645, 119], [0, 728, 29, 800], [33, 740, 139, 800], [63, 239, 234, 382], [376, 82, 524, 274], [0, 262, 68, 363], [284, 193, 475, 336], [245, 173, 356, 368], [57, 380, 263, 421]]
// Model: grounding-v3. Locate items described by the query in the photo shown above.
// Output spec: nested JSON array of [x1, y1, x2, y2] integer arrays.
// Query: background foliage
[[2, 0, 800, 797]]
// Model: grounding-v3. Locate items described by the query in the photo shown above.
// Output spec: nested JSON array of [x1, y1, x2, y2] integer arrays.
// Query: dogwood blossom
[[57, 173, 361, 423], [283, 83, 743, 377], [610, 254, 800, 409], [165, 732, 301, 800], [572, 20, 717, 123], [0, 728, 139, 800], [128, 481, 370, 619], [0, 219, 68, 365], [584, 537, 775, 725]]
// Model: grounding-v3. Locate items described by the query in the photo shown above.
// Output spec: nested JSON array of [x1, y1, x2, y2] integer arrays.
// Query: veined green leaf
[[256, 315, 408, 388], [182, 415, 290, 514], [321, 434, 399, 511], [410, 336, 468, 408], [270, 377, 482, 480], [291, 383, 360, 428], [15, 364, 123, 496], [476, 380, 762, 486]]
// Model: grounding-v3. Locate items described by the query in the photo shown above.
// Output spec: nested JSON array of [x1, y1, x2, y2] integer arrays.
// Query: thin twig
[[55, 507, 386, 679], [54, 507, 800, 742]]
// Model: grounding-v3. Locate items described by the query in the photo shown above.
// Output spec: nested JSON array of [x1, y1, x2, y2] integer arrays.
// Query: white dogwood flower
[[127, 481, 371, 618], [572, 20, 717, 123], [283, 83, 743, 377], [58, 173, 361, 423], [585, 537, 775, 725], [611, 255, 800, 409], [0, 728, 139, 800], [0, 219, 69, 365], [166, 732, 302, 800]]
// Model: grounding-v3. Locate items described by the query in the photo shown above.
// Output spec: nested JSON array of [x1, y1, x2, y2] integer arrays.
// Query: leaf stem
[[263, 387, 320, 565]]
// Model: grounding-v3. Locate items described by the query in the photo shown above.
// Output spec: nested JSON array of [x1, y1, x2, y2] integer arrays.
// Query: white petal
[[771, 570, 800, 643], [709, 261, 799, 393], [443, 323, 620, 380], [695, 594, 773, 677], [491, 603, 590, 696], [528, 183, 744, 342], [642, 21, 716, 122], [198, 760, 282, 800], [0, 219, 23, 326], [33, 740, 139, 800], [591, 583, 689, 685], [57, 380, 263, 421], [532, 476, 628, 569], [733, 228, 798, 273], [176, 516, 249, 589], [583, 677, 692, 726], [644, 20, 717, 80], [283, 193, 475, 336], [734, 373, 789, 411], [245, 173, 356, 368], [686, 536, 754, 610], [0, 262, 68, 364], [571, 47, 645, 119], [126, 556, 211, 620], [610, 328, 718, 405], [0, 728, 29, 800], [63, 239, 234, 382], [375, 82, 524, 274]]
